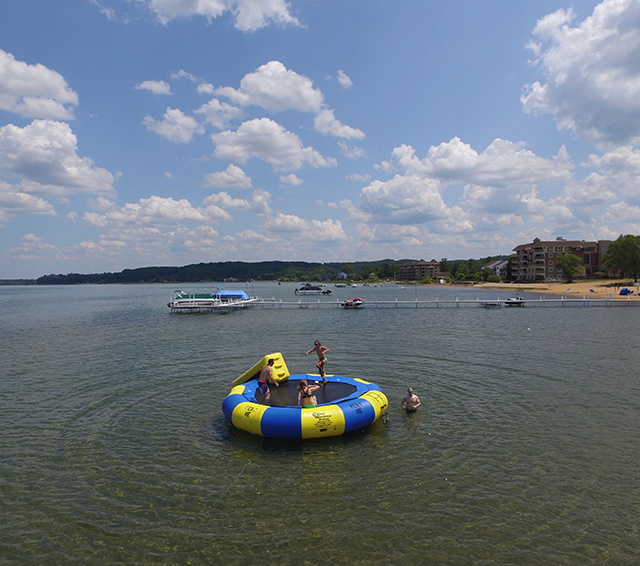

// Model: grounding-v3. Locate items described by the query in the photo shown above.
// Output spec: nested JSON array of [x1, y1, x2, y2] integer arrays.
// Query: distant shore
[[476, 279, 639, 299]]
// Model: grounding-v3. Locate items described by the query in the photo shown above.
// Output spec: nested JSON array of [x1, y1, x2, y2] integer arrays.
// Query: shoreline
[[475, 279, 639, 299]]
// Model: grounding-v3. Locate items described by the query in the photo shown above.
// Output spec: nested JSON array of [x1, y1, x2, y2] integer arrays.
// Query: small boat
[[294, 283, 332, 295], [341, 297, 365, 309], [504, 296, 525, 307]]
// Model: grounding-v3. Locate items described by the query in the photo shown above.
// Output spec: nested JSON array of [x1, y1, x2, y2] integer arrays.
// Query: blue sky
[[3, 0, 640, 278]]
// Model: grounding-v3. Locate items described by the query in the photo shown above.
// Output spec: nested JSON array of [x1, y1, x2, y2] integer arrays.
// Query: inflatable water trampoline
[[222, 353, 388, 439]]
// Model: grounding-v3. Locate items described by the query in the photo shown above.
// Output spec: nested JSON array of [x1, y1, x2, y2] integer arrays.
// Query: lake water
[[1, 282, 639, 565]]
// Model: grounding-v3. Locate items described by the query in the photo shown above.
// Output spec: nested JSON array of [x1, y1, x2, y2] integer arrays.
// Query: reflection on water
[[1, 283, 639, 565]]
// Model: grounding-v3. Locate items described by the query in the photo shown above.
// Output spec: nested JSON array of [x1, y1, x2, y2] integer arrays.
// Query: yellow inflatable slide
[[231, 352, 290, 387]]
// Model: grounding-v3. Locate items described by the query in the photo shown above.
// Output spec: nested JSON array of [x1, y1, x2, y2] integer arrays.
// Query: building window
[[584, 253, 591, 265]]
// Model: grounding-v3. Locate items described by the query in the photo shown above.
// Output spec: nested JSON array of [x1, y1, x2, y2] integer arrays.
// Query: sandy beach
[[476, 279, 640, 299]]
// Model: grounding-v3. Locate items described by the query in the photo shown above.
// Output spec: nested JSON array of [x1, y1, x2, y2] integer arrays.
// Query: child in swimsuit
[[257, 359, 278, 404], [297, 379, 320, 408], [305, 340, 329, 384]]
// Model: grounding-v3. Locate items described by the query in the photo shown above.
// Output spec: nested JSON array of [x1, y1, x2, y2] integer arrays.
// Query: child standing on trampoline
[[306, 340, 329, 384]]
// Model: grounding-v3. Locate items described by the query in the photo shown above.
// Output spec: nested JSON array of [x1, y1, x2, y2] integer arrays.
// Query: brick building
[[399, 259, 440, 280], [512, 238, 609, 282]]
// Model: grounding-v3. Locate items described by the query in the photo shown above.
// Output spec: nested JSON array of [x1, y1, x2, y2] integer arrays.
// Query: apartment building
[[398, 259, 440, 280], [512, 238, 607, 282]]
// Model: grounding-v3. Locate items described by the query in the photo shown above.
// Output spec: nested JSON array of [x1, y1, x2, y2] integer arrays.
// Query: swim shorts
[[257, 380, 269, 394]]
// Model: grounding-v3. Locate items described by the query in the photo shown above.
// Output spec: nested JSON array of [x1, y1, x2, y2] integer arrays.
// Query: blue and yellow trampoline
[[222, 353, 388, 439]]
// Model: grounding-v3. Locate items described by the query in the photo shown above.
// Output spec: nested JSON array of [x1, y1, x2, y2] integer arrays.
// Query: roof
[[513, 239, 598, 252]]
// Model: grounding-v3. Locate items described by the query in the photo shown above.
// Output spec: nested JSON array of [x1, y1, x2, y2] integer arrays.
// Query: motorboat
[[294, 283, 332, 295], [504, 296, 525, 307], [341, 297, 365, 309]]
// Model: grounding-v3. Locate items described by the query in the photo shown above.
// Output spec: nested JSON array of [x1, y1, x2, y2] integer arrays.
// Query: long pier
[[248, 295, 640, 309]]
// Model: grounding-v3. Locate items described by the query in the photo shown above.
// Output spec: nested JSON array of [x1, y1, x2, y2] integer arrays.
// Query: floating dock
[[241, 295, 640, 309]]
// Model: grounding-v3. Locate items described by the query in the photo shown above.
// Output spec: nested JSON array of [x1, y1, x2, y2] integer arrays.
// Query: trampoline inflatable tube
[[222, 355, 388, 439]]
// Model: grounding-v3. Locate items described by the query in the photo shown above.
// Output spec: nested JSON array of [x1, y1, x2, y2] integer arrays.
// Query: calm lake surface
[[1, 283, 639, 565]]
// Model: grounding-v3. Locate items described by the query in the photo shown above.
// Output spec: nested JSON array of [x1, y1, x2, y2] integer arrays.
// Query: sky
[[3, 0, 640, 278]]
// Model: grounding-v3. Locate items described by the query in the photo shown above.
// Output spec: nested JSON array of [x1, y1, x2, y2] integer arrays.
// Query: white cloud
[[144, 0, 300, 31], [361, 138, 582, 234], [87, 196, 116, 211], [83, 195, 233, 227], [197, 83, 215, 94], [0, 49, 78, 120], [337, 70, 353, 88], [522, 0, 640, 146], [142, 107, 205, 142], [314, 109, 365, 139], [339, 141, 367, 159], [135, 80, 171, 95], [10, 233, 58, 258], [216, 61, 323, 112], [204, 164, 253, 188], [380, 137, 572, 188], [171, 69, 197, 81], [354, 223, 424, 246], [279, 173, 304, 186], [90, 0, 118, 22], [346, 172, 371, 182], [261, 212, 347, 241], [562, 146, 640, 207], [0, 180, 56, 225], [211, 117, 337, 170], [195, 98, 243, 129], [215, 62, 363, 139], [603, 201, 640, 223], [203, 191, 251, 210], [460, 183, 546, 216], [249, 188, 272, 214], [0, 120, 116, 197], [360, 174, 452, 224]]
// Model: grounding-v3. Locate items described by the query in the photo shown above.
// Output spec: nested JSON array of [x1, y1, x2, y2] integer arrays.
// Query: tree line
[[34, 260, 412, 285]]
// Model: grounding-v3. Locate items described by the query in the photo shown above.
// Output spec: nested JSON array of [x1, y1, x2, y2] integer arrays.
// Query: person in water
[[401, 387, 421, 412], [305, 340, 329, 384], [297, 379, 321, 408], [257, 359, 278, 404]]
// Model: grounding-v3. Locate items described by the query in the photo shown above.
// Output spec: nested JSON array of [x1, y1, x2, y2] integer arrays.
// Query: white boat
[[168, 287, 257, 313], [294, 283, 332, 295], [341, 297, 365, 309], [504, 296, 525, 307]]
